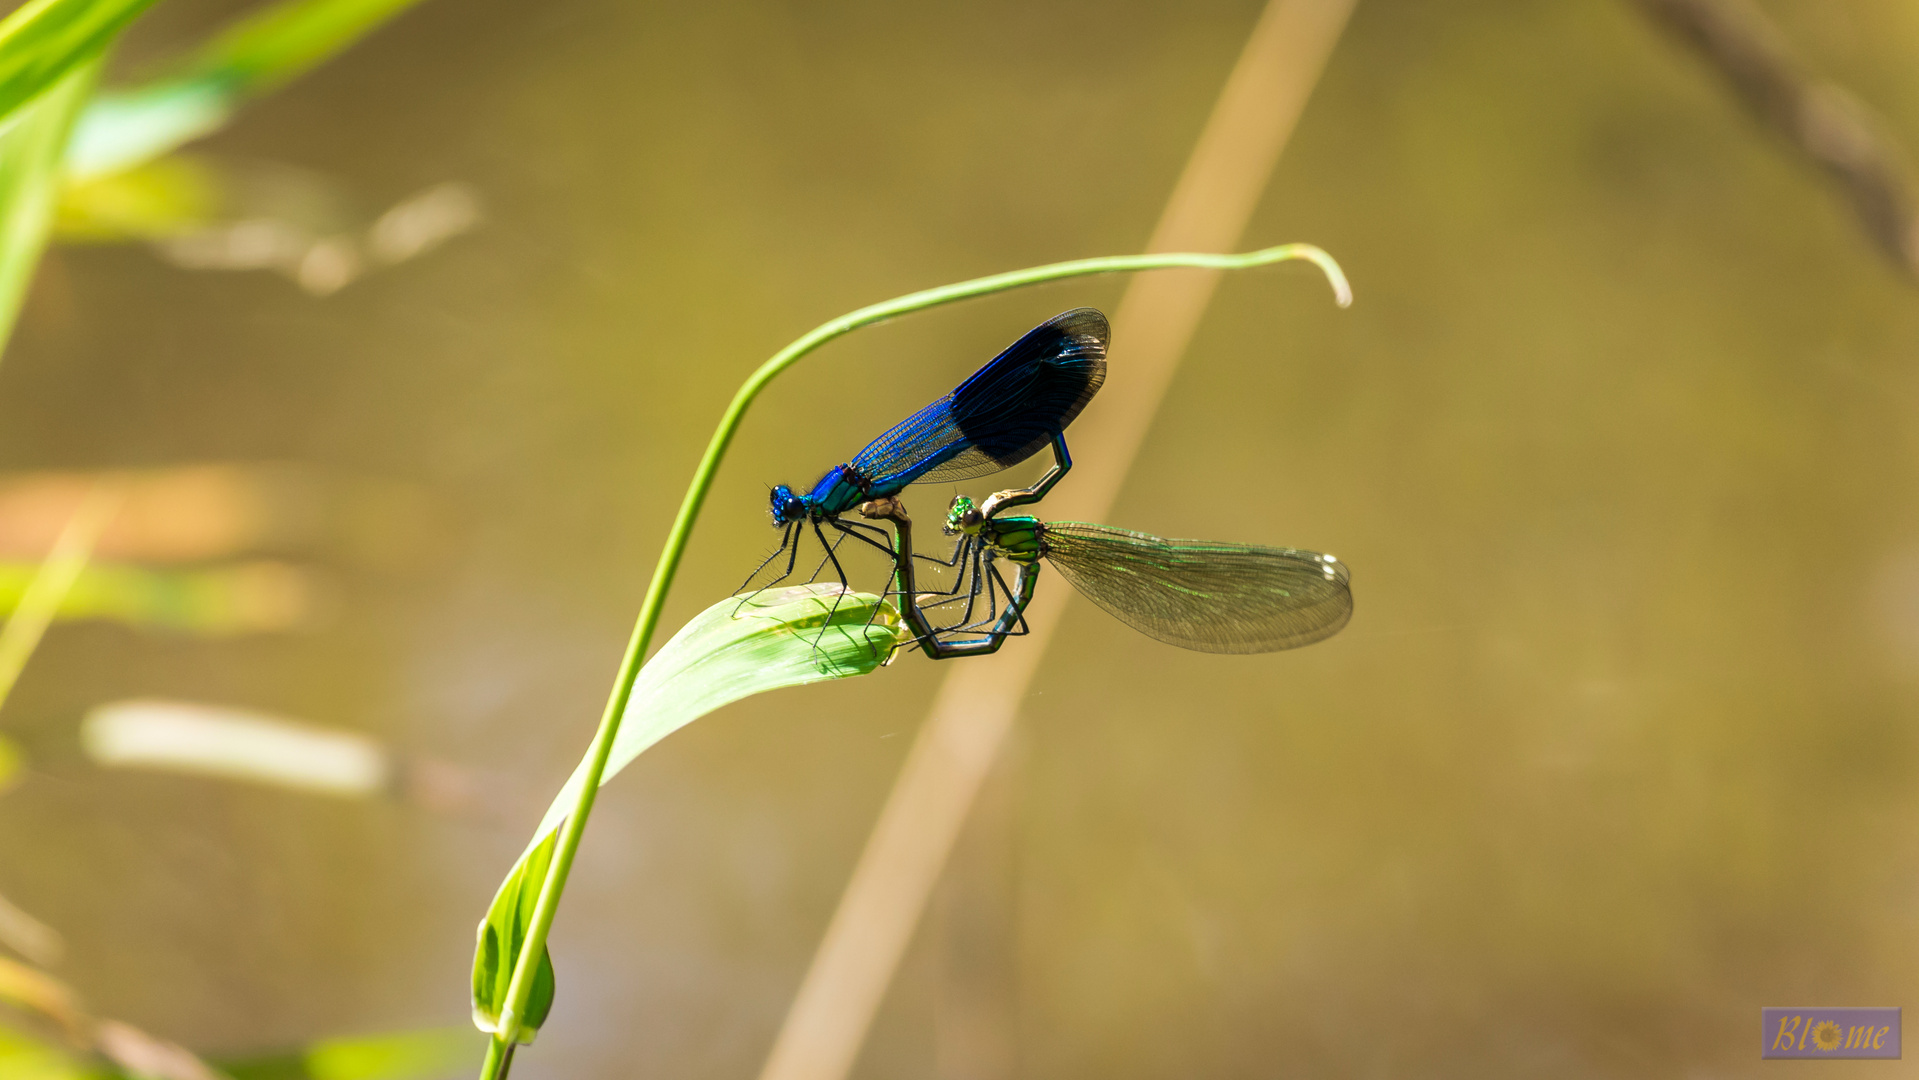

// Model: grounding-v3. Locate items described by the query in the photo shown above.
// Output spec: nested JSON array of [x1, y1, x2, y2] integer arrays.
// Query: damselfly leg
[[858, 496, 1036, 659], [732, 521, 805, 616], [978, 432, 1071, 517]]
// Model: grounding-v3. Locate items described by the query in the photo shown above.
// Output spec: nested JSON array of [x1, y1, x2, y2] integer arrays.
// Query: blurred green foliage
[[0, 0, 436, 361], [0, 1021, 478, 1080], [66, 0, 432, 179], [223, 1026, 479, 1080], [0, 560, 312, 634]]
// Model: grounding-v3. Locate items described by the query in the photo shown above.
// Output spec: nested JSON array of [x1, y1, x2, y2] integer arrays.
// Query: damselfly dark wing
[[1040, 522, 1352, 654], [922, 308, 1107, 481], [847, 309, 1108, 491]]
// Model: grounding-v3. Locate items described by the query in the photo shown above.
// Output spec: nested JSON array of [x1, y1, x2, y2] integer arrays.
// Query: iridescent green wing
[[1039, 521, 1351, 654]]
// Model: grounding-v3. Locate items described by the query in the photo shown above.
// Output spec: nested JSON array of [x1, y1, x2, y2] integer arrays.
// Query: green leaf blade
[[471, 584, 902, 1041], [0, 59, 96, 359]]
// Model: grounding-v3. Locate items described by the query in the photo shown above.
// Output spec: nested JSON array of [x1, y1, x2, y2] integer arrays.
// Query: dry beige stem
[[1631, 0, 1919, 276], [95, 1020, 228, 1080], [0, 889, 63, 966]]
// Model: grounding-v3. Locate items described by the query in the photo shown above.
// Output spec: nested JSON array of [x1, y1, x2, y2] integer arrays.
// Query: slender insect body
[[742, 309, 1108, 612], [910, 492, 1353, 656], [770, 462, 878, 525]]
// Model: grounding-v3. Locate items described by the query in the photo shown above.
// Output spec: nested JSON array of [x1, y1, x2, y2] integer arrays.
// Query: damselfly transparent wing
[[1040, 522, 1351, 653]]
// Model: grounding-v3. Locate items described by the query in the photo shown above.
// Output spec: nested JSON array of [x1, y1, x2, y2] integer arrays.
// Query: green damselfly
[[859, 490, 1352, 659]]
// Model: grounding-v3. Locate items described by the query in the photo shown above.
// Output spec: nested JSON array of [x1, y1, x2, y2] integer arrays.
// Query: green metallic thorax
[[943, 495, 1044, 565], [978, 517, 1042, 563]]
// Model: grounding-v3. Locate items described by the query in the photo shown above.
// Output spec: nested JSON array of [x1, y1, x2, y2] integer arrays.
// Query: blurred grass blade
[[471, 584, 902, 1042], [68, 0, 430, 179], [0, 0, 155, 122], [0, 559, 317, 634], [0, 1008, 473, 1080], [0, 60, 97, 356], [54, 153, 220, 240], [0, 954, 85, 1041], [0, 884, 64, 966], [0, 1022, 93, 1079], [0, 733, 22, 794], [0, 478, 121, 718], [0, 961, 224, 1080], [185, 0, 423, 96], [220, 1026, 480, 1080], [64, 80, 226, 181], [93, 1020, 224, 1080], [0, 463, 442, 568], [81, 699, 390, 796]]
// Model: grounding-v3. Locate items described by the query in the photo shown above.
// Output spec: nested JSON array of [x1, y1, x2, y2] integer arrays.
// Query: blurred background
[[1, 0, 1917, 1076]]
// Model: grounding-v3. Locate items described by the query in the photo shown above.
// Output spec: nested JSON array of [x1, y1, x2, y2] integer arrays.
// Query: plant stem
[[479, 243, 1348, 1076], [479, 1033, 510, 1079]]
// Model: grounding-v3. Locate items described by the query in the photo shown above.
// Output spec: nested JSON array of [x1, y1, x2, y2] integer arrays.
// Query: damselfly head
[[769, 485, 807, 526], [945, 494, 984, 536]]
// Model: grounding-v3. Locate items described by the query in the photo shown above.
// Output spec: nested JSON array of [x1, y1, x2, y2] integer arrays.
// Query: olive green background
[[2, 0, 1916, 1076]]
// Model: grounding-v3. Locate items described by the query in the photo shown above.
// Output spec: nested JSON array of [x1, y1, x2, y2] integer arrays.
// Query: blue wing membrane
[[847, 308, 1108, 491]]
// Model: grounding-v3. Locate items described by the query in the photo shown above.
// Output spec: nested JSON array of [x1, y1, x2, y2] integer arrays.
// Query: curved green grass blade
[[66, 0, 431, 179], [472, 584, 902, 1041]]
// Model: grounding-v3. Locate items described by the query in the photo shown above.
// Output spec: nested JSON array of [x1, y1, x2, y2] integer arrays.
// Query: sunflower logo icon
[[1812, 1021, 1843, 1051]]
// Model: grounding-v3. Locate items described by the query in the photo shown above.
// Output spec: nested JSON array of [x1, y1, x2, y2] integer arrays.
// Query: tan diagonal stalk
[[753, 5, 1359, 1080]]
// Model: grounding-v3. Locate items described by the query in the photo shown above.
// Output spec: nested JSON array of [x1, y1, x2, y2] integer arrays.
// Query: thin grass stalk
[[479, 243, 1348, 1075], [0, 476, 122, 717]]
